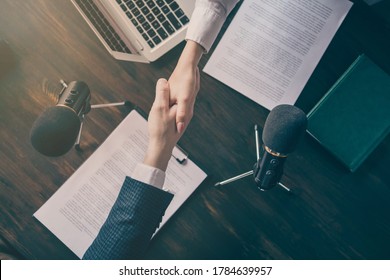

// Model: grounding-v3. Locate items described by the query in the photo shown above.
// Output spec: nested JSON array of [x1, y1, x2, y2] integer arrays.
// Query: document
[[204, 0, 353, 110], [34, 110, 207, 259]]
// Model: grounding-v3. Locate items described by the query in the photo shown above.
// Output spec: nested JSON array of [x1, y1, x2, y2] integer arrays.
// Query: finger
[[154, 78, 170, 107], [176, 100, 190, 134], [169, 103, 178, 120]]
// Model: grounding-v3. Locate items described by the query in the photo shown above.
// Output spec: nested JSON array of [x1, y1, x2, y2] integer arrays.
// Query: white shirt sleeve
[[186, 0, 240, 53], [131, 163, 166, 189]]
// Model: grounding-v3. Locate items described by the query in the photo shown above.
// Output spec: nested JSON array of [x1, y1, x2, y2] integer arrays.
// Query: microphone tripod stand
[[59, 80, 131, 151], [214, 125, 292, 193]]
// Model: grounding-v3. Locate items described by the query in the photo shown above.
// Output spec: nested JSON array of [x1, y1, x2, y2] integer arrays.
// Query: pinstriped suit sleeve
[[82, 176, 173, 260]]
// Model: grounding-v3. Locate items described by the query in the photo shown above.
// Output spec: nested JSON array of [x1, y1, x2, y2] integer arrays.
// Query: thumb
[[154, 78, 169, 106], [176, 101, 191, 134]]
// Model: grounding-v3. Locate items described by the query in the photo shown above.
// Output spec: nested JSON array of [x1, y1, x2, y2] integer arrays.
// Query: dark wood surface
[[1, 0, 389, 260]]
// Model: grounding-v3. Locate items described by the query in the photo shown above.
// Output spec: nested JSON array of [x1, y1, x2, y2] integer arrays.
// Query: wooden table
[[1, 0, 390, 260]]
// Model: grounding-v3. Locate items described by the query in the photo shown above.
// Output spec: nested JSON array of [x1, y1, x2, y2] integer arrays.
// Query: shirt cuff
[[185, 0, 239, 53], [131, 163, 166, 189], [185, 5, 229, 53]]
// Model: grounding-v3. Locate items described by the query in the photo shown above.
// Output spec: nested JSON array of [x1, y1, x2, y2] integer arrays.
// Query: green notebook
[[307, 54, 390, 172]]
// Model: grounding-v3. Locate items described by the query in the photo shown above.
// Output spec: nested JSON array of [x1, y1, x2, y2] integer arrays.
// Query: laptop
[[71, 0, 195, 63]]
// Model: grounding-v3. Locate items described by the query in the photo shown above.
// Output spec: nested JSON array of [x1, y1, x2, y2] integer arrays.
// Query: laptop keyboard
[[75, 0, 132, 54], [118, 0, 190, 48], [75, 0, 190, 53]]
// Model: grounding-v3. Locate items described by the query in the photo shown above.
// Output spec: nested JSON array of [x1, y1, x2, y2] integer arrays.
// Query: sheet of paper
[[204, 0, 353, 110], [34, 110, 207, 259]]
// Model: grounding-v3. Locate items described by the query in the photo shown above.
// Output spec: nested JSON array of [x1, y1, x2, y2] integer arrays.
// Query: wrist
[[177, 40, 203, 69], [143, 144, 172, 172]]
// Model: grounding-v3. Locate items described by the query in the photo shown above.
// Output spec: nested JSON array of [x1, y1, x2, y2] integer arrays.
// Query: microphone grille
[[30, 106, 81, 156], [262, 104, 307, 154]]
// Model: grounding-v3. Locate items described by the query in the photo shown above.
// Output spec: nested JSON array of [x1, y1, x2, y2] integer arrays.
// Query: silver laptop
[[71, 0, 195, 63]]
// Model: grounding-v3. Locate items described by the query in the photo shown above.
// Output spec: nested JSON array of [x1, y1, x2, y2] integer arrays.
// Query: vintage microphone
[[215, 104, 307, 192], [30, 80, 130, 157]]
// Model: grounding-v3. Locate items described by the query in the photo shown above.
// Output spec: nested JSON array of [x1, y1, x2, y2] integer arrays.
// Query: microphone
[[214, 104, 307, 192], [253, 104, 307, 191], [30, 81, 91, 156]]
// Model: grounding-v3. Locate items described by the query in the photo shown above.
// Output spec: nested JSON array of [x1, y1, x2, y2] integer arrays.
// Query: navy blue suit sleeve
[[82, 176, 174, 260]]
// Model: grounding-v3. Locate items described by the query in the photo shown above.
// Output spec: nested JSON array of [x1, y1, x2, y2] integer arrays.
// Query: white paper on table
[[204, 0, 353, 110], [34, 110, 207, 259]]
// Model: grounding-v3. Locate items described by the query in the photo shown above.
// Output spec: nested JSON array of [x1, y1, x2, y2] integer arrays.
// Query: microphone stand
[[214, 125, 292, 192], [59, 80, 131, 151]]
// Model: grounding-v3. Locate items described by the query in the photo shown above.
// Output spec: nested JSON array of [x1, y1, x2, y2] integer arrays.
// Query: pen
[[214, 170, 254, 186]]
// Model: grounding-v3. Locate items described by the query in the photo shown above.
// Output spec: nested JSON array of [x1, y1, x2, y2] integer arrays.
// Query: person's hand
[[168, 40, 202, 133], [143, 78, 184, 171]]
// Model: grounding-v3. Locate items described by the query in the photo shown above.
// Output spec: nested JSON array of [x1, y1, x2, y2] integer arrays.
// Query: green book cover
[[307, 54, 390, 172]]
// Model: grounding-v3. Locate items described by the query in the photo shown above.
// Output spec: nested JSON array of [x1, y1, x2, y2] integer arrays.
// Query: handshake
[[145, 66, 200, 172], [144, 40, 203, 172]]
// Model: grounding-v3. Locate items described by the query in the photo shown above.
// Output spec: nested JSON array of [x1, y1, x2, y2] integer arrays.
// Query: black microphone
[[30, 81, 91, 156], [253, 104, 307, 191]]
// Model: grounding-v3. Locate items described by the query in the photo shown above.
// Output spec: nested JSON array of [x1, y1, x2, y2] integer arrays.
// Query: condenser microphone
[[253, 104, 307, 191], [30, 81, 91, 156]]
